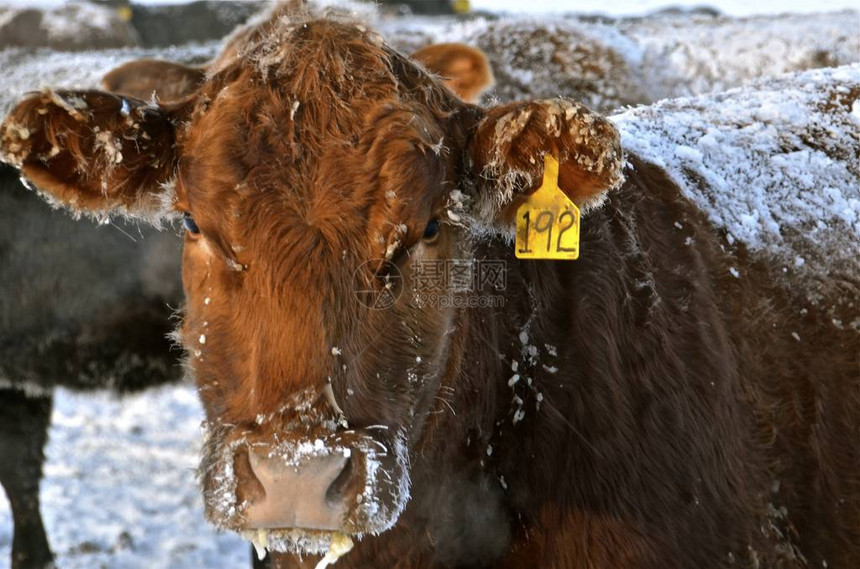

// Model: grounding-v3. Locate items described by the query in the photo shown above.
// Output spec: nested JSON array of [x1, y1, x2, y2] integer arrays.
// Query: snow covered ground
[[0, 385, 250, 569]]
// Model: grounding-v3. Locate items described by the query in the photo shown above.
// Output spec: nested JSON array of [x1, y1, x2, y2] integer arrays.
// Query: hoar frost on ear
[[0, 89, 179, 222], [467, 98, 625, 229]]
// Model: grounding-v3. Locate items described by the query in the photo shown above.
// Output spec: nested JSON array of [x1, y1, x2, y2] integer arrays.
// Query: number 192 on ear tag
[[515, 154, 581, 260]]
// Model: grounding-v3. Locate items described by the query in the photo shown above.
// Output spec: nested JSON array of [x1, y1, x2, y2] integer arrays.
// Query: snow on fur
[[382, 10, 859, 111], [199, 384, 411, 557], [618, 11, 860, 102], [383, 16, 645, 110], [612, 64, 860, 316]]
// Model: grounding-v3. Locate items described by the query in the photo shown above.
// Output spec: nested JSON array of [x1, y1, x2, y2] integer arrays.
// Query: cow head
[[0, 17, 623, 558]]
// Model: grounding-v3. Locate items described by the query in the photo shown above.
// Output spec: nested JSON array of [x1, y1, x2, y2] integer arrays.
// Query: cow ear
[[411, 43, 494, 103], [102, 59, 206, 103], [0, 89, 183, 220], [464, 99, 625, 227]]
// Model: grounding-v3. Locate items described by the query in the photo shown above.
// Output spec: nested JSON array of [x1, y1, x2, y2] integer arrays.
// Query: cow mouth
[[240, 527, 352, 559]]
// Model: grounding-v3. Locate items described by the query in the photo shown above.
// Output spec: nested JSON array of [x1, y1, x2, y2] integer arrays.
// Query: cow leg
[[0, 387, 54, 569]]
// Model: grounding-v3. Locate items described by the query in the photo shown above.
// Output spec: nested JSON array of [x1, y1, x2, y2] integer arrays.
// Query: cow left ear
[[464, 99, 625, 227], [411, 43, 494, 103]]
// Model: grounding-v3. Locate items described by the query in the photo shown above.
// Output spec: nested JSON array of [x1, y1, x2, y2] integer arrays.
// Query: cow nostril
[[234, 447, 267, 505], [324, 455, 355, 506]]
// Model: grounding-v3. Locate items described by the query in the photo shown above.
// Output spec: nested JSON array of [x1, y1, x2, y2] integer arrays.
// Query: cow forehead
[[176, 18, 457, 255], [181, 15, 457, 151]]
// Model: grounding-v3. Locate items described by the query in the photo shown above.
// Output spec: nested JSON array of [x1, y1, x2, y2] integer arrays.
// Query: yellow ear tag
[[515, 154, 581, 260]]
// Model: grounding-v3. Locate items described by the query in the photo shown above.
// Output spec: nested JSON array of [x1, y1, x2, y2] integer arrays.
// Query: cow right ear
[[0, 89, 184, 221]]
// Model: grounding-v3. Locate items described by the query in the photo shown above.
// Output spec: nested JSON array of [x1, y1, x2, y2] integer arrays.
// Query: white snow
[[0, 386, 248, 569], [1, 9, 855, 119]]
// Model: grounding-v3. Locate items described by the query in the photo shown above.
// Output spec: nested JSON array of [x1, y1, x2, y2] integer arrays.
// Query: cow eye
[[183, 213, 200, 234], [422, 218, 441, 242]]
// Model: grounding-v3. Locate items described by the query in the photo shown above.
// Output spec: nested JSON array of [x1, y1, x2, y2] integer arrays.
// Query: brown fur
[[1, 13, 858, 569]]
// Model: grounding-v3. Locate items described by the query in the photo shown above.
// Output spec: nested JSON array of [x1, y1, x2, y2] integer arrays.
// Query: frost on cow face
[[0, 15, 624, 560]]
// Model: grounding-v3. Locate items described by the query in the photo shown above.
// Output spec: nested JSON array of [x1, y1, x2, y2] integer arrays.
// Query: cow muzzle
[[208, 428, 410, 556]]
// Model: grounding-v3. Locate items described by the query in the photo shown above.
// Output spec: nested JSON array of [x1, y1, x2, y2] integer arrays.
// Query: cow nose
[[243, 446, 352, 531]]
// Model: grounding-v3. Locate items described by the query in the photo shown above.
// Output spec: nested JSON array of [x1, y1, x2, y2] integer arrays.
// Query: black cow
[[0, 164, 182, 568]]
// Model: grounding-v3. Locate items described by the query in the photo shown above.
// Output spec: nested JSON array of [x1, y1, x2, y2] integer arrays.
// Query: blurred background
[[1, 0, 858, 50]]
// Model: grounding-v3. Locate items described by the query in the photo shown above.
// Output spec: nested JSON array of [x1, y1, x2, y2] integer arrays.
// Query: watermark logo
[[410, 259, 506, 308], [352, 259, 403, 310], [353, 259, 507, 310]]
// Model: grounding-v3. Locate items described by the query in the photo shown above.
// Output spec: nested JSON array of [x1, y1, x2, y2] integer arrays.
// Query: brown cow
[[1, 12, 858, 569]]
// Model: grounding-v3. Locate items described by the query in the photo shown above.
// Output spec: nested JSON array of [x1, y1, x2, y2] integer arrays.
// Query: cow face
[[0, 18, 623, 557]]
